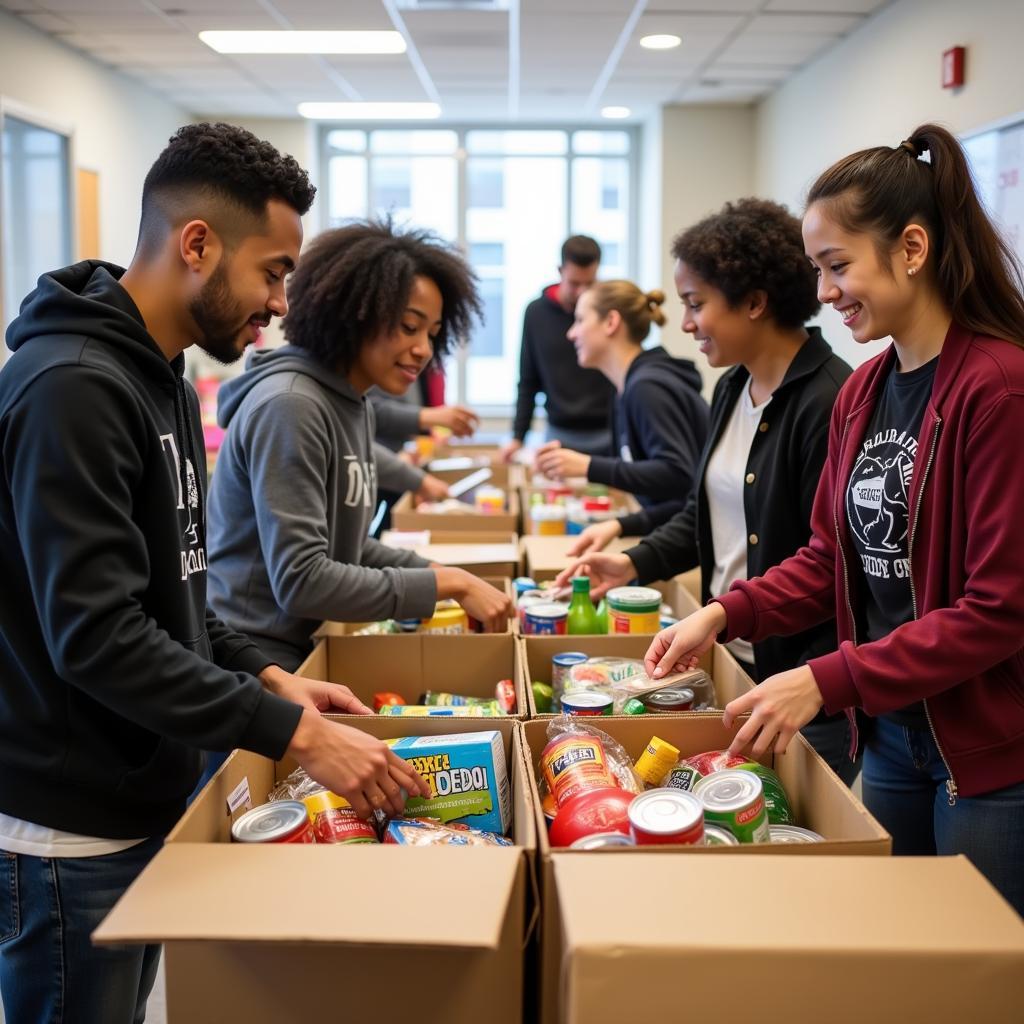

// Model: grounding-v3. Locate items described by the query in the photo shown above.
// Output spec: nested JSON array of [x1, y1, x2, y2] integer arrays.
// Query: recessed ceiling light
[[297, 102, 442, 120], [601, 106, 631, 119], [199, 31, 406, 54], [640, 33, 681, 50]]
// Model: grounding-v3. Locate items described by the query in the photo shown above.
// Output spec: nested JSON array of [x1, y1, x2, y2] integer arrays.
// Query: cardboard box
[[94, 716, 537, 1024], [520, 484, 639, 535], [382, 529, 521, 578], [391, 487, 521, 534], [520, 534, 643, 584], [519, 633, 754, 716], [296, 631, 527, 718], [522, 715, 891, 1024], [556, 854, 1024, 1023], [427, 454, 526, 490], [313, 576, 514, 638]]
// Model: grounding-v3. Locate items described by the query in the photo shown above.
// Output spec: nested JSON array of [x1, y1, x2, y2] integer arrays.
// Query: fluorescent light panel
[[601, 106, 631, 119], [298, 102, 441, 120], [199, 31, 406, 54], [640, 33, 681, 50]]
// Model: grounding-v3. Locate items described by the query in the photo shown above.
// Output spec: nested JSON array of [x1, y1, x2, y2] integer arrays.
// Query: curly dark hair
[[671, 198, 820, 329], [139, 122, 315, 253], [283, 218, 483, 370]]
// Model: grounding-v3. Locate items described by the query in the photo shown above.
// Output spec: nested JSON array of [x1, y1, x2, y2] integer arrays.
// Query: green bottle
[[567, 575, 601, 635], [595, 597, 608, 634]]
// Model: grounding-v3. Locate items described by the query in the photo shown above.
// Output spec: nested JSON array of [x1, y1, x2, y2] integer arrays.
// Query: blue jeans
[[863, 718, 1024, 916], [0, 835, 164, 1023]]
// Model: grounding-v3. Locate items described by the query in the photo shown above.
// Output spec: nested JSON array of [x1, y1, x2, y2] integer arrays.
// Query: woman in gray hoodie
[[207, 219, 511, 670]]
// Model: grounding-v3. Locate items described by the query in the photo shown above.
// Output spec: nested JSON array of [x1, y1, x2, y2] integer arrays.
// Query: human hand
[[260, 664, 372, 715], [415, 473, 450, 505], [566, 518, 623, 556], [553, 552, 635, 599], [451, 570, 512, 632], [287, 711, 431, 819], [500, 438, 523, 463], [534, 441, 590, 480], [643, 604, 727, 679], [722, 665, 824, 759], [421, 405, 480, 438]]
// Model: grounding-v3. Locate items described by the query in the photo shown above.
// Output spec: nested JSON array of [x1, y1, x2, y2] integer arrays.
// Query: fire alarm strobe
[[942, 46, 965, 89]]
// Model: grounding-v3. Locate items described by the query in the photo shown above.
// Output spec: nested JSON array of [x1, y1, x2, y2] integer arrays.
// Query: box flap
[[94, 844, 521, 948], [554, 853, 1024, 954]]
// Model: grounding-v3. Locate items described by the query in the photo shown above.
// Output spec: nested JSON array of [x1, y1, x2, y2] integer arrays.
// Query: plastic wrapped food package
[[562, 658, 716, 713]]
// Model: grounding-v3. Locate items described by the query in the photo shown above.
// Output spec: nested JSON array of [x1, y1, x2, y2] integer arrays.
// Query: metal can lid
[[526, 602, 569, 619], [570, 832, 636, 850], [628, 789, 703, 836], [770, 825, 824, 844], [606, 586, 662, 611], [552, 652, 589, 668], [231, 800, 309, 843], [694, 769, 763, 812], [703, 823, 740, 846], [642, 686, 695, 710], [561, 691, 613, 711]]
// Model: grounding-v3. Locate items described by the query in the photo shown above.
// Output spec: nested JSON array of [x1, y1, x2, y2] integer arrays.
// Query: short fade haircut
[[283, 217, 483, 371], [671, 198, 820, 330], [561, 235, 601, 268], [137, 122, 316, 256]]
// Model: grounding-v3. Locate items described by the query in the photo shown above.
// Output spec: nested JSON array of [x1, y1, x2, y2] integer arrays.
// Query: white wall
[[0, 9, 187, 269], [755, 0, 1024, 369]]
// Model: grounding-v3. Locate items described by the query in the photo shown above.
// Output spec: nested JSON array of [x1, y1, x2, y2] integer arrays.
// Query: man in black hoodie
[[0, 123, 427, 1023]]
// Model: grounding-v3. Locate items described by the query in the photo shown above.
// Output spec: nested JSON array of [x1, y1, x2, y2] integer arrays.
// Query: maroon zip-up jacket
[[716, 322, 1024, 799]]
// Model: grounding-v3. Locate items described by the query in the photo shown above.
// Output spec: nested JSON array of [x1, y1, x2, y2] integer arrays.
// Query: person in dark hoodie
[[534, 279, 708, 536], [206, 218, 512, 672], [556, 199, 858, 783], [0, 124, 428, 1023], [501, 235, 614, 460]]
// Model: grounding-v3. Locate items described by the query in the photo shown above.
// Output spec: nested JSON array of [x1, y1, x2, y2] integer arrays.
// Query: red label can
[[628, 789, 704, 846], [231, 801, 316, 844]]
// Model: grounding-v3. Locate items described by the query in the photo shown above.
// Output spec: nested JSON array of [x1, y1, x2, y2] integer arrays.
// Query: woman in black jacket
[[557, 198, 860, 784]]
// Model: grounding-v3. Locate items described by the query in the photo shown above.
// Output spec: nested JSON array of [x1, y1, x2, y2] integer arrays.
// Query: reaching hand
[[260, 665, 372, 715], [566, 518, 623, 557], [553, 552, 635, 599], [421, 405, 480, 438], [415, 473, 450, 504], [722, 666, 824, 759], [643, 604, 727, 679], [500, 439, 523, 464], [534, 440, 591, 481]]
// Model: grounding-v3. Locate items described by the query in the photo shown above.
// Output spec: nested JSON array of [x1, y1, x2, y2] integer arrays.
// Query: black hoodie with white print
[[0, 261, 301, 838]]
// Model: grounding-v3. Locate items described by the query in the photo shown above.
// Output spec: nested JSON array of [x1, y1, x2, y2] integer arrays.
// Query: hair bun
[[645, 288, 666, 307], [898, 138, 926, 157]]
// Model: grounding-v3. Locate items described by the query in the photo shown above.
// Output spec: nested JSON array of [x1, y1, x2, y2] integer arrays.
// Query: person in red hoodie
[[645, 123, 1024, 914]]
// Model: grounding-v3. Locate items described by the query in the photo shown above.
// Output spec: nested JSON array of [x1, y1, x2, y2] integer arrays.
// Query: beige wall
[[755, 0, 1024, 369]]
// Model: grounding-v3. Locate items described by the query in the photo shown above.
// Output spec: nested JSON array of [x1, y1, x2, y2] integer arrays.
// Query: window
[[320, 125, 637, 409], [1, 109, 72, 351]]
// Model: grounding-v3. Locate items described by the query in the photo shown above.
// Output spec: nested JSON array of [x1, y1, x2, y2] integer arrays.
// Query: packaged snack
[[378, 703, 504, 717], [387, 731, 511, 834], [383, 818, 513, 847], [539, 715, 643, 807], [564, 659, 715, 713]]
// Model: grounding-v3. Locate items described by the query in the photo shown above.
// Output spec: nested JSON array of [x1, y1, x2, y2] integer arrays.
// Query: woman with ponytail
[[534, 279, 708, 536], [649, 125, 1024, 912]]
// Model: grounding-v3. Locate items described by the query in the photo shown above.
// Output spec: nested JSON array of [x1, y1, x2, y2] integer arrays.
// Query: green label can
[[694, 769, 770, 844]]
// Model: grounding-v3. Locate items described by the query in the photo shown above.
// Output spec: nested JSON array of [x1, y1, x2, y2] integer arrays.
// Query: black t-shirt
[[845, 357, 938, 729]]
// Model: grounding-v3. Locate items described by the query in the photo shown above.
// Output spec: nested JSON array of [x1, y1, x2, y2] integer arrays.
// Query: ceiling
[[0, 0, 890, 121]]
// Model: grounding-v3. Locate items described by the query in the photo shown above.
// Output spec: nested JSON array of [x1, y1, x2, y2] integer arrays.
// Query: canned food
[[634, 736, 681, 787], [561, 691, 613, 716], [628, 789, 704, 846], [542, 791, 558, 830], [642, 686, 695, 713], [694, 769, 771, 844], [311, 807, 379, 844], [231, 801, 315, 844], [524, 602, 569, 636], [606, 586, 662, 634], [703, 823, 740, 846], [474, 485, 506, 514], [570, 832, 636, 850], [770, 825, 824, 844], [420, 601, 469, 634], [517, 591, 547, 631], [541, 733, 618, 807], [549, 787, 635, 848], [552, 651, 588, 702], [396, 618, 421, 633]]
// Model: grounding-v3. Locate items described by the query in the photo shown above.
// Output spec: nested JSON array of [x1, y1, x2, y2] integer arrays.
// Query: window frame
[[317, 123, 641, 416]]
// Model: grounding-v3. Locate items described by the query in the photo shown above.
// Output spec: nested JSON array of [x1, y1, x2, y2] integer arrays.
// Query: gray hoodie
[[207, 345, 437, 670]]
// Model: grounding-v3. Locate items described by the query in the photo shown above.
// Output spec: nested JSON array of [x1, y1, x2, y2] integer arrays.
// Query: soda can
[[703, 823, 740, 846], [694, 769, 771, 844], [770, 824, 824, 844], [524, 602, 569, 636], [561, 691, 613, 716], [628, 789, 704, 846], [570, 832, 636, 850], [231, 801, 315, 844]]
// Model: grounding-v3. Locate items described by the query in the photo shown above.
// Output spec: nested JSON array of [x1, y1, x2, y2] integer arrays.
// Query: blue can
[[513, 576, 538, 597], [523, 602, 568, 636]]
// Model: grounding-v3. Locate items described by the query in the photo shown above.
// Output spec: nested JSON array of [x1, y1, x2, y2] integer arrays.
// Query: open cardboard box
[[519, 633, 754, 716], [556, 853, 1024, 1023], [520, 483, 639, 535], [426, 454, 526, 490], [382, 529, 521, 578], [313, 575, 514, 638], [521, 714, 891, 1024], [94, 716, 537, 1024], [391, 487, 520, 534], [296, 631, 527, 718]]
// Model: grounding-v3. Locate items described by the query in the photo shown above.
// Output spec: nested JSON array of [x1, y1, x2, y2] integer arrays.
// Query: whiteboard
[[963, 116, 1024, 273]]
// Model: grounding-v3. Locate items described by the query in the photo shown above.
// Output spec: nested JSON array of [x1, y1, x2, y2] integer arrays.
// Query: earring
[[907, 267, 917, 277]]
